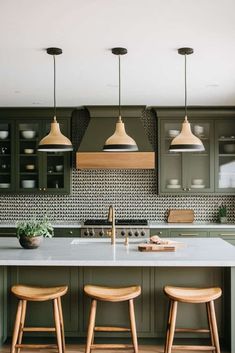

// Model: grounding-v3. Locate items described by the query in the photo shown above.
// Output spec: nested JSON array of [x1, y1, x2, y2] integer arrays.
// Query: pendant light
[[103, 47, 138, 152], [38, 47, 73, 152], [169, 47, 204, 152]]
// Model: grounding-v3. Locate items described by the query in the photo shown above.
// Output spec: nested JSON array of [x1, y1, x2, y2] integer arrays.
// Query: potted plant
[[218, 204, 228, 224], [16, 218, 54, 249]]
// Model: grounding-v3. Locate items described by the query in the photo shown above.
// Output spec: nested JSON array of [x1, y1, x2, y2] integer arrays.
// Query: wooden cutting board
[[167, 209, 194, 223], [138, 244, 176, 252]]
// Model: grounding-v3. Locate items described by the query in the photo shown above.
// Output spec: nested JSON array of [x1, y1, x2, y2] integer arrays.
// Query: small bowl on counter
[[21, 180, 36, 188], [0, 131, 9, 139], [21, 130, 36, 139]]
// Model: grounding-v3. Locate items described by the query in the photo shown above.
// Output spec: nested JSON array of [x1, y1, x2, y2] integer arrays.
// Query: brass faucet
[[107, 205, 116, 245]]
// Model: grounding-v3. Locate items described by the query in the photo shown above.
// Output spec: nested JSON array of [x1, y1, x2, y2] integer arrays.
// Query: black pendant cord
[[53, 54, 56, 118], [184, 53, 187, 118], [118, 54, 121, 119]]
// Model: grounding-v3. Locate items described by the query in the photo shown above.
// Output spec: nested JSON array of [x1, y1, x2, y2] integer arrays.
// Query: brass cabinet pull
[[43, 187, 46, 191], [157, 231, 162, 235], [183, 188, 187, 191], [187, 188, 191, 191], [69, 230, 73, 235], [39, 188, 42, 191], [178, 233, 199, 236]]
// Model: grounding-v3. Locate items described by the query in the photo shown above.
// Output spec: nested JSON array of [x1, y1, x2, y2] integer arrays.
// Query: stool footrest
[[23, 327, 56, 332], [91, 344, 133, 350], [95, 326, 131, 332], [175, 328, 210, 333], [15, 344, 58, 349], [172, 345, 215, 351]]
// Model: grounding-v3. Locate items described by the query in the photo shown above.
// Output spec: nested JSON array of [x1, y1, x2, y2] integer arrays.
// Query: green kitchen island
[[0, 237, 234, 352]]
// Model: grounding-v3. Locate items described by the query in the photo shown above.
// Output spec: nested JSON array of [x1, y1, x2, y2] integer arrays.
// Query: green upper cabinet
[[155, 107, 235, 195], [0, 108, 72, 194], [158, 117, 214, 194]]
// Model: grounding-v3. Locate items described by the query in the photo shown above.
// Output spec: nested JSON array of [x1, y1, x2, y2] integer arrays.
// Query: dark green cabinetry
[[54, 228, 81, 237], [155, 107, 235, 195], [0, 109, 72, 194], [210, 230, 235, 246]]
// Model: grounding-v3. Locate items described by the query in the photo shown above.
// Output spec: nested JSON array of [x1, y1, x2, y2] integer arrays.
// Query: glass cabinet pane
[[17, 122, 40, 191], [216, 120, 235, 192], [0, 122, 12, 191]]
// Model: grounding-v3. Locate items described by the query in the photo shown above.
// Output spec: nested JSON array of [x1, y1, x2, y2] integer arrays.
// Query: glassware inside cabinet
[[18, 123, 39, 190], [0, 123, 12, 190]]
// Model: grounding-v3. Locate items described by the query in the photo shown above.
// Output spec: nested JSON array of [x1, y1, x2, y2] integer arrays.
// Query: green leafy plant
[[218, 204, 227, 218], [16, 218, 54, 238]]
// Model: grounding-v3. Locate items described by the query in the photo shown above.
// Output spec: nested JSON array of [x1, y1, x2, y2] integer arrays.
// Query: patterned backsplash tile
[[0, 108, 234, 223]]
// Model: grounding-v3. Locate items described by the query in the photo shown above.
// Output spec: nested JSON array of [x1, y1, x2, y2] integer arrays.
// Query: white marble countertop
[[0, 223, 82, 228], [0, 237, 235, 267]]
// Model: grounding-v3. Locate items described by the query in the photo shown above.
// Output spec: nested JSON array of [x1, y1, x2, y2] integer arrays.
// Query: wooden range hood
[[76, 106, 155, 170]]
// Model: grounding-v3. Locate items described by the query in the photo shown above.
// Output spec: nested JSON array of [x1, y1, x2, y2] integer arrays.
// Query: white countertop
[[0, 237, 235, 267], [0, 223, 82, 228]]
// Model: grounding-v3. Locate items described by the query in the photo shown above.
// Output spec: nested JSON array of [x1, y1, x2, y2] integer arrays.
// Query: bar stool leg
[[166, 300, 178, 353], [85, 299, 97, 353], [164, 300, 173, 353], [11, 300, 23, 353], [208, 301, 221, 353], [206, 302, 215, 353], [57, 297, 66, 353], [53, 299, 63, 353], [17, 300, 27, 353], [129, 299, 138, 353]]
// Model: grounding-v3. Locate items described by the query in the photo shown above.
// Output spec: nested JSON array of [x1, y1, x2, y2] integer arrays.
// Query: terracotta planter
[[19, 235, 43, 249]]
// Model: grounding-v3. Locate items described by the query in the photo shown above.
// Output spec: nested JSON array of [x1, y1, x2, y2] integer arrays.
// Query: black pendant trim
[[38, 144, 73, 150], [178, 47, 194, 55], [47, 47, 63, 56], [112, 47, 128, 56], [169, 144, 203, 150], [103, 144, 138, 151]]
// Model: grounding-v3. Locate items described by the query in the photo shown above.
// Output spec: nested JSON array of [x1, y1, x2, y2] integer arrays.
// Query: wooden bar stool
[[164, 285, 222, 353], [11, 284, 68, 353], [84, 284, 141, 353]]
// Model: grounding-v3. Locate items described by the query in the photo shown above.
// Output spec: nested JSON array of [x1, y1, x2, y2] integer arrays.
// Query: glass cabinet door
[[43, 119, 70, 193], [16, 121, 41, 192], [0, 121, 14, 192], [160, 121, 184, 193], [215, 120, 235, 193], [159, 119, 214, 194], [184, 120, 214, 193]]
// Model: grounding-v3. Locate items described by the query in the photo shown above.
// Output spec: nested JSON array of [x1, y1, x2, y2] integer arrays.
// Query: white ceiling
[[1, 0, 235, 107]]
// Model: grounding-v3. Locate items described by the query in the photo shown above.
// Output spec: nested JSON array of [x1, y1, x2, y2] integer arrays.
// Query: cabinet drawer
[[0, 228, 16, 237], [54, 228, 81, 237], [209, 231, 235, 238], [170, 230, 208, 237], [150, 229, 169, 237]]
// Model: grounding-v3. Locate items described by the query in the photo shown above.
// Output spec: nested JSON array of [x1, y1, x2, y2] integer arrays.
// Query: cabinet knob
[[187, 188, 191, 191], [69, 230, 73, 235], [43, 187, 46, 191], [39, 188, 42, 191], [158, 231, 162, 235], [183, 188, 187, 191]]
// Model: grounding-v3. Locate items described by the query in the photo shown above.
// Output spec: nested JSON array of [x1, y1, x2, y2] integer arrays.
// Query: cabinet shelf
[[0, 154, 11, 157], [19, 154, 37, 157], [20, 172, 37, 175], [19, 138, 38, 142], [0, 172, 10, 175], [47, 172, 64, 176], [219, 154, 235, 157], [218, 138, 235, 142], [0, 139, 10, 142]]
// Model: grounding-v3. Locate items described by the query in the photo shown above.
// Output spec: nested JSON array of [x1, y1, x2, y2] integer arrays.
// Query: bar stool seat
[[84, 284, 141, 302], [164, 285, 222, 303], [84, 284, 141, 353], [164, 285, 222, 353], [11, 284, 68, 353], [11, 285, 68, 301]]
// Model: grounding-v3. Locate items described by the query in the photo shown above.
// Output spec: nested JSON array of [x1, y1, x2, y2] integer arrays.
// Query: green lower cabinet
[[169, 229, 208, 237], [8, 267, 80, 337], [0, 228, 16, 237], [154, 267, 224, 338], [53, 228, 81, 237], [209, 230, 235, 245], [150, 229, 169, 237], [81, 267, 155, 338], [0, 267, 7, 345]]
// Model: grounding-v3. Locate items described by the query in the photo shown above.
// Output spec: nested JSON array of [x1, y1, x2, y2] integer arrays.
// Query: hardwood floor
[[0, 344, 230, 353]]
